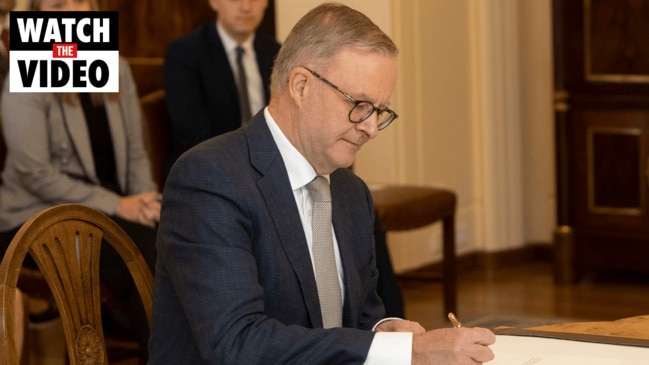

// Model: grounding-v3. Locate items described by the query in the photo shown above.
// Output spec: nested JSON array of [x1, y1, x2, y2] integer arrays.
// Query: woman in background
[[0, 0, 159, 359]]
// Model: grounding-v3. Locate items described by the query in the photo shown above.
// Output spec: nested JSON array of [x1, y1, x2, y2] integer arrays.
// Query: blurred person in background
[[0, 0, 160, 359]]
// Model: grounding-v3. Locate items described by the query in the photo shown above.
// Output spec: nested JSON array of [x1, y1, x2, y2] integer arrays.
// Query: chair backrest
[[140, 89, 171, 190], [0, 204, 154, 364]]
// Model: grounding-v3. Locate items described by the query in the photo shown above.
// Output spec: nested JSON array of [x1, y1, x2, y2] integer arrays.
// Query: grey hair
[[270, 2, 398, 96]]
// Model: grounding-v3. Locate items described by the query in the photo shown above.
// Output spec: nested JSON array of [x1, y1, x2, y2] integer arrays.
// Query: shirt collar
[[264, 108, 328, 190], [215, 20, 255, 53]]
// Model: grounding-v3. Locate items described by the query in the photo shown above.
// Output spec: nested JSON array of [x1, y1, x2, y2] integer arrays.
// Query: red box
[[52, 43, 78, 58]]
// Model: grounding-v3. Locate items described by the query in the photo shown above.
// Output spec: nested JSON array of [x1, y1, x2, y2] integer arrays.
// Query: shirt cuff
[[364, 332, 412, 365]]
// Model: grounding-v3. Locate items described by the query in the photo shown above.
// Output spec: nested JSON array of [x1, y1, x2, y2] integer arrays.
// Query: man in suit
[[149, 3, 495, 364], [163, 0, 281, 175], [164, 0, 404, 318]]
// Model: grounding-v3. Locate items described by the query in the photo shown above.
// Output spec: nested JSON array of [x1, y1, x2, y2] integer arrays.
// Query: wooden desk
[[496, 315, 649, 347], [527, 315, 649, 340]]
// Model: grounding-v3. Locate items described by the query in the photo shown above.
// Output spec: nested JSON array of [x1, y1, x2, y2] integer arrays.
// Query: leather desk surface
[[495, 315, 649, 348], [526, 315, 649, 340]]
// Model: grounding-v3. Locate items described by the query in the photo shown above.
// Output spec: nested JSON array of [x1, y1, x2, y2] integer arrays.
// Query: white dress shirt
[[264, 108, 412, 364], [216, 21, 265, 118]]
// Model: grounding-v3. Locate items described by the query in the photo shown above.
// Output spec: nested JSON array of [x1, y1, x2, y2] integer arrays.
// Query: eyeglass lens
[[350, 101, 395, 130]]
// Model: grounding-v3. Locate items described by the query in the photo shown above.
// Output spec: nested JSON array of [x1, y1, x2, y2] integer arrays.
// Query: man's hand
[[117, 191, 161, 227], [412, 327, 496, 364]]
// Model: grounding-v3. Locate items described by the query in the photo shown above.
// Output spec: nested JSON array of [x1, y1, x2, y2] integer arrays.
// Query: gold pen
[[448, 312, 462, 328]]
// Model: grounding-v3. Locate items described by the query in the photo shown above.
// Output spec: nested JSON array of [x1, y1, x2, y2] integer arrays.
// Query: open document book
[[488, 326, 649, 365]]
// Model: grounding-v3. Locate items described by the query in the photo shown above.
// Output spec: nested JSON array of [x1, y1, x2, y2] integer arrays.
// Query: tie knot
[[306, 176, 331, 202], [236, 46, 245, 60]]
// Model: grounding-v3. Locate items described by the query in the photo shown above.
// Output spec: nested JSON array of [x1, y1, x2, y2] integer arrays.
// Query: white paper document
[[487, 335, 649, 365]]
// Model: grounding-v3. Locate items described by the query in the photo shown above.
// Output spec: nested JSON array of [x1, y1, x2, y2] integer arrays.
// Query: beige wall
[[275, 0, 555, 272]]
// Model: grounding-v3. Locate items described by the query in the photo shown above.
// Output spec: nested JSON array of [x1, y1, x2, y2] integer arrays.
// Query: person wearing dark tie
[[148, 3, 495, 364], [162, 0, 281, 176]]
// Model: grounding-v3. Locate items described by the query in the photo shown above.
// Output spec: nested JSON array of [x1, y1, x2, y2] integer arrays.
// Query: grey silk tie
[[235, 46, 252, 125], [307, 176, 343, 328]]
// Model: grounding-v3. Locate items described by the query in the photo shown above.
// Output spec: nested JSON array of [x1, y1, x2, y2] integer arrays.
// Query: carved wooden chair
[[0, 204, 154, 364]]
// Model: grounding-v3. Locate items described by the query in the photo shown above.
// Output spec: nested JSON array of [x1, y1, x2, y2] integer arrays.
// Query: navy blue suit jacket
[[163, 22, 280, 175], [149, 112, 384, 364]]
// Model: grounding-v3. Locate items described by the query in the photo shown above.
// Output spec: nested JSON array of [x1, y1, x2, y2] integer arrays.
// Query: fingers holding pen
[[412, 327, 495, 365], [465, 327, 496, 362], [449, 319, 495, 363], [376, 313, 496, 364], [412, 328, 494, 365], [448, 313, 495, 361]]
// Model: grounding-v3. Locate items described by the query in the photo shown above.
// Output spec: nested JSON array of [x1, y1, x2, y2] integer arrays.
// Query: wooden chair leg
[[442, 214, 457, 315]]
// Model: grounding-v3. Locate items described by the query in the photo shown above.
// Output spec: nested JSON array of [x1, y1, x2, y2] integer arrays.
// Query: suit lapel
[[246, 115, 324, 328], [204, 23, 239, 104]]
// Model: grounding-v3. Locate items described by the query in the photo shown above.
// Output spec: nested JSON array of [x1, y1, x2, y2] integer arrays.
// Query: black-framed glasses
[[303, 67, 398, 131]]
